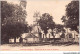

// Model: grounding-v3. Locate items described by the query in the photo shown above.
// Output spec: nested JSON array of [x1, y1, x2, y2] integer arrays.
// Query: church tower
[[33, 11, 41, 33], [20, 0, 27, 9], [33, 11, 42, 41], [33, 11, 40, 25], [19, 0, 27, 22]]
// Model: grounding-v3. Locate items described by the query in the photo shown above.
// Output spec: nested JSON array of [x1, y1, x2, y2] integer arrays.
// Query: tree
[[1, 1, 28, 44], [55, 24, 65, 33], [61, 16, 67, 23], [61, 1, 79, 33], [28, 26, 32, 33], [1, 1, 15, 22], [38, 13, 55, 39]]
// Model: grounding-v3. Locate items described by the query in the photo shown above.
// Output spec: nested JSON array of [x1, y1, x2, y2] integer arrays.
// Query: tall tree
[[61, 1, 79, 33], [1, 1, 28, 44], [38, 13, 55, 39]]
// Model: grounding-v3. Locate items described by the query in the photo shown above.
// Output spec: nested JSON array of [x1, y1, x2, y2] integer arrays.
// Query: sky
[[7, 0, 71, 25]]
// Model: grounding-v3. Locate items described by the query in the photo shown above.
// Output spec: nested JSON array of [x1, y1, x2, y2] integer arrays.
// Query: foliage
[[61, 1, 79, 32], [1, 1, 28, 44], [38, 13, 55, 36], [55, 24, 65, 33]]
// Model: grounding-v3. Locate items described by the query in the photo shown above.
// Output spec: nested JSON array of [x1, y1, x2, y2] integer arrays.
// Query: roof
[[24, 33, 38, 39]]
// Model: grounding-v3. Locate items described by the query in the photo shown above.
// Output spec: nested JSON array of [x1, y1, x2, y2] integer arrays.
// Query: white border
[[0, 0, 80, 54], [0, 51, 80, 54]]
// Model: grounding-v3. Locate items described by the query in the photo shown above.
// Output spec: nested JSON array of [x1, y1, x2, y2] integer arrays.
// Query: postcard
[[0, 0, 79, 51]]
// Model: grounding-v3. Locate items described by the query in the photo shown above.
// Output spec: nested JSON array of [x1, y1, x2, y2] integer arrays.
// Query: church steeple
[[33, 11, 40, 25], [20, 0, 27, 9]]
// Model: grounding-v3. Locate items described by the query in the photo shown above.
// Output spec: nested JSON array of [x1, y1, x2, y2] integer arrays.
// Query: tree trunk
[[54, 33, 56, 43], [6, 37, 9, 44], [45, 34, 47, 41], [49, 34, 50, 39], [7, 38, 9, 44], [39, 32, 42, 42], [52, 29, 55, 38], [1, 34, 9, 44], [19, 36, 23, 43], [14, 37, 16, 43]]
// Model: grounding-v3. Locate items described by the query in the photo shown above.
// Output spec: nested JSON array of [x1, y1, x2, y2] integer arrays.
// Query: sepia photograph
[[0, 0, 79, 51]]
